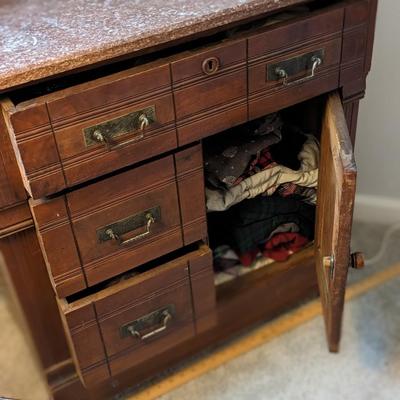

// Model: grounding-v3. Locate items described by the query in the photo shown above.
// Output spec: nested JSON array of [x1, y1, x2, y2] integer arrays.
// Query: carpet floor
[[0, 220, 399, 400]]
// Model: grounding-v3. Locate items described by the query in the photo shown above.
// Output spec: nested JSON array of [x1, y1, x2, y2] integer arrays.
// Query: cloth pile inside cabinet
[[204, 113, 319, 282]]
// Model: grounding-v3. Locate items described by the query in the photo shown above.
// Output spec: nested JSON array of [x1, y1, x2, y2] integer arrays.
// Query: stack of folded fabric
[[208, 195, 315, 266], [204, 113, 319, 269]]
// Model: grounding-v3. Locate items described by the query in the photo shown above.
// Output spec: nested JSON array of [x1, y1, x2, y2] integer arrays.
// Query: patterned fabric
[[204, 113, 282, 190], [206, 135, 320, 211], [232, 147, 275, 185]]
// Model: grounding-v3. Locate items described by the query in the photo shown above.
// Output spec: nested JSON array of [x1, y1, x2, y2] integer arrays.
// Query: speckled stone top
[[0, 0, 307, 92]]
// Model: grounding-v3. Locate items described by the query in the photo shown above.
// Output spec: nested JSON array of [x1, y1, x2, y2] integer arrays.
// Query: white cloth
[[206, 135, 320, 211]]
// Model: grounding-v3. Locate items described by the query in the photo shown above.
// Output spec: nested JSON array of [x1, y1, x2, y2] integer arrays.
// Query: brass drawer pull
[[267, 50, 324, 87], [129, 310, 171, 340], [83, 105, 155, 148], [97, 206, 161, 245], [106, 213, 154, 245], [120, 305, 175, 341]]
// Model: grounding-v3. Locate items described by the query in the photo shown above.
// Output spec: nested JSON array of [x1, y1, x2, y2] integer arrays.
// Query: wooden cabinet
[[0, 0, 377, 398]]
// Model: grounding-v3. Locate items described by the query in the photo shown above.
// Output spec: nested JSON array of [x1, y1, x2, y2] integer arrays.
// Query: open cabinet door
[[315, 92, 357, 352]]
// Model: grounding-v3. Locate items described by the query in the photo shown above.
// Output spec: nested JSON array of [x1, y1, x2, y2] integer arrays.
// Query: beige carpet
[[156, 269, 400, 400], [0, 290, 49, 399]]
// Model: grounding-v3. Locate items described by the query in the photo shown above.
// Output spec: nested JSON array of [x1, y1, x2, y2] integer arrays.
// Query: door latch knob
[[350, 252, 365, 269]]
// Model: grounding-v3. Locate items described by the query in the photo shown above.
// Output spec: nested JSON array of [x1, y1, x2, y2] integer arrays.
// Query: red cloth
[[238, 248, 259, 267], [238, 232, 309, 266], [263, 232, 309, 262]]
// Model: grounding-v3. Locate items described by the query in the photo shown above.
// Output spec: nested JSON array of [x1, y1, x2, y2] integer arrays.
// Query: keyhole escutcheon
[[202, 57, 220, 75]]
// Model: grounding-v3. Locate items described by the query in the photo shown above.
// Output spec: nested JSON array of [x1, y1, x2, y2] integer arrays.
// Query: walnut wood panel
[[189, 248, 217, 333], [67, 157, 180, 265], [172, 40, 247, 145], [5, 101, 66, 198], [249, 38, 342, 95], [0, 229, 71, 371], [363, 0, 378, 76], [343, 93, 363, 146], [48, 63, 177, 188], [315, 92, 357, 352], [247, 4, 345, 119], [58, 301, 110, 387], [249, 69, 340, 121], [247, 5, 344, 59], [174, 68, 246, 119], [97, 263, 193, 358], [30, 145, 207, 296], [105, 281, 195, 376], [0, 203, 32, 238], [29, 195, 87, 297], [340, 0, 372, 97], [58, 245, 215, 386], [54, 96, 176, 187], [0, 100, 27, 209], [176, 100, 247, 147], [175, 143, 208, 244], [6, 62, 177, 198], [249, 37, 342, 119]]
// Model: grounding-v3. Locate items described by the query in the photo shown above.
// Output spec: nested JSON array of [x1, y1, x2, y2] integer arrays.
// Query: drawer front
[[59, 245, 216, 386], [30, 144, 207, 297], [9, 63, 177, 198], [248, 6, 344, 119], [171, 40, 247, 145]]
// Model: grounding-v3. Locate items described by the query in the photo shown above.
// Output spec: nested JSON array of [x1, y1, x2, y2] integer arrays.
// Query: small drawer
[[58, 244, 216, 387], [30, 144, 207, 297], [171, 40, 247, 145], [7, 61, 177, 199], [248, 6, 344, 119]]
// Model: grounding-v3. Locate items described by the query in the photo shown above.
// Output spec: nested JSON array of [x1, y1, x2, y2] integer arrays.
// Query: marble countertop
[[0, 0, 307, 92]]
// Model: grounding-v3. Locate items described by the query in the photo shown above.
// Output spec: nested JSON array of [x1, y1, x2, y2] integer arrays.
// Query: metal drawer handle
[[139, 113, 150, 130], [105, 212, 155, 246], [275, 56, 322, 87], [97, 206, 161, 245], [109, 113, 150, 150], [83, 105, 156, 148], [127, 310, 172, 340], [92, 113, 150, 150], [120, 305, 175, 340]]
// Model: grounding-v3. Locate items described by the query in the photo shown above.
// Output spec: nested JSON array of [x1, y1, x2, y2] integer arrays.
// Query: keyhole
[[202, 57, 220, 75]]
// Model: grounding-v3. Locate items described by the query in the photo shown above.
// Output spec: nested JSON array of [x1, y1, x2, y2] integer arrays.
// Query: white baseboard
[[354, 194, 400, 224]]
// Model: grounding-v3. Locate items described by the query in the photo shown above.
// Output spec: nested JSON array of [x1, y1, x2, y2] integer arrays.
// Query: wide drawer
[[7, 61, 177, 199], [171, 40, 247, 145], [248, 5, 344, 119], [58, 244, 217, 387], [30, 144, 207, 297]]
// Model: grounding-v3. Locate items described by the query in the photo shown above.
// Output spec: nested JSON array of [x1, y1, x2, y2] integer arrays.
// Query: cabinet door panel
[[315, 92, 356, 352]]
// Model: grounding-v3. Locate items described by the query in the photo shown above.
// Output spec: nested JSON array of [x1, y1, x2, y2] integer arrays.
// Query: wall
[[354, 0, 400, 222]]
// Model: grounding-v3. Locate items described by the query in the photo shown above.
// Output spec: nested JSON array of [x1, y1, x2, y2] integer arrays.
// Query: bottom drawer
[[58, 244, 216, 386]]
